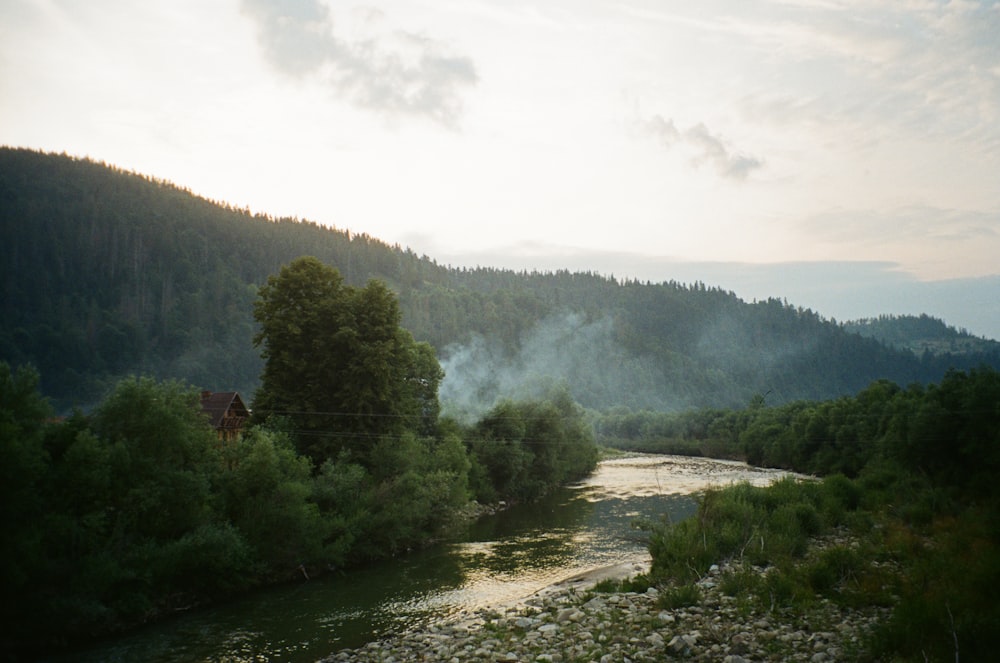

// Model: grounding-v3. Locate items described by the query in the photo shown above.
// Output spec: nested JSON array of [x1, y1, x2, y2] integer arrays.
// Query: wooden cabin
[[200, 391, 250, 441]]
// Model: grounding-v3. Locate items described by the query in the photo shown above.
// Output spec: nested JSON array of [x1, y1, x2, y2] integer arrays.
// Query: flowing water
[[58, 455, 792, 663]]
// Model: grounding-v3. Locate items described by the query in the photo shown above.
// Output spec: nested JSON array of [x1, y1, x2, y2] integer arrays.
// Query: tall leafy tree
[[91, 377, 220, 542], [252, 256, 444, 465], [0, 363, 52, 647]]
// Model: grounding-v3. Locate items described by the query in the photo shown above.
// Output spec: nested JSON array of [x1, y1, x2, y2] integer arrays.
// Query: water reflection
[[56, 454, 790, 663]]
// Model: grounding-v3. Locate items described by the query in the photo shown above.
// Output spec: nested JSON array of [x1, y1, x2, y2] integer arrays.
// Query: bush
[[650, 478, 839, 583], [147, 523, 255, 598], [719, 567, 763, 598], [658, 583, 702, 609], [803, 545, 862, 596]]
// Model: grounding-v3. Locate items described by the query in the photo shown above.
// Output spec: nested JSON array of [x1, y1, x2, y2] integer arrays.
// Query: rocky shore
[[320, 543, 891, 662]]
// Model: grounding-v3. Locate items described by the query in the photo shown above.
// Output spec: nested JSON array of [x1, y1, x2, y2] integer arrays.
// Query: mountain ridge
[[3, 147, 998, 412]]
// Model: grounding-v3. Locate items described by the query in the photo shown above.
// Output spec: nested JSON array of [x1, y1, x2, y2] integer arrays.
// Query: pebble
[[319, 532, 893, 663]]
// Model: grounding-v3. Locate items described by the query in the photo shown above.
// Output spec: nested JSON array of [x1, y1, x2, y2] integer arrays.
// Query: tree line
[[595, 365, 1000, 491], [629, 366, 1000, 660], [4, 147, 998, 415]]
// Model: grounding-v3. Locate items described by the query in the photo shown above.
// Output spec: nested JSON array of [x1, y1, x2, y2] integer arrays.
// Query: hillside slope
[[3, 148, 997, 412], [843, 314, 1000, 357]]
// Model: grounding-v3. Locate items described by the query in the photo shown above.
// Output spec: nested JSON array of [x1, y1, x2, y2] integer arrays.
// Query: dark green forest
[[4, 148, 1000, 661], [844, 313, 1000, 357], [617, 367, 1000, 661], [0, 250, 598, 655], [3, 148, 998, 414]]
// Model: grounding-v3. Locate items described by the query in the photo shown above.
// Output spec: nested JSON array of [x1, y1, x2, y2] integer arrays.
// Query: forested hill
[[3, 147, 998, 412], [843, 314, 1000, 357]]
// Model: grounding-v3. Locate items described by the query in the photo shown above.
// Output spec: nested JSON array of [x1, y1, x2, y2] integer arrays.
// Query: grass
[[641, 471, 1000, 661]]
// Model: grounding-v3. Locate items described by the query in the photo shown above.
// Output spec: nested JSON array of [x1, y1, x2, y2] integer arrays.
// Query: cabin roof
[[199, 391, 249, 428]]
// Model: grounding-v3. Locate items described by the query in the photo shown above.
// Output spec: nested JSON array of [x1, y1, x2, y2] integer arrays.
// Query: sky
[[3, 0, 1000, 338]]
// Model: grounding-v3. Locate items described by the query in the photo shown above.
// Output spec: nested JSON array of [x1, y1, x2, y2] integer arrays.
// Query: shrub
[[658, 583, 702, 609], [719, 567, 763, 598], [804, 545, 862, 596]]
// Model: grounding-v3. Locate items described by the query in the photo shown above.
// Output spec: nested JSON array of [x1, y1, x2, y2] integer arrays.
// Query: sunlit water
[[55, 455, 792, 663]]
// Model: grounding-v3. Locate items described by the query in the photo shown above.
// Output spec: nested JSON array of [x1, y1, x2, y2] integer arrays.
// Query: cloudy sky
[[3, 0, 1000, 337]]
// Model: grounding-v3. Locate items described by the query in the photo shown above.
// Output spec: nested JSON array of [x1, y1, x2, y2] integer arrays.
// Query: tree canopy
[[6, 148, 999, 414], [251, 256, 444, 465]]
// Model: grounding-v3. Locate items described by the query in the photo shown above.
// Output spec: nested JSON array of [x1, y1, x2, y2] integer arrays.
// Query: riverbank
[[321, 528, 891, 662]]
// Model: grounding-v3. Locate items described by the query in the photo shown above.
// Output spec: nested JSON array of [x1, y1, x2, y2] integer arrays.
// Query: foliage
[[466, 386, 599, 502], [643, 367, 1000, 660], [844, 313, 1000, 357], [5, 148, 999, 414], [0, 354, 598, 657], [658, 583, 702, 610], [869, 508, 1000, 662], [251, 256, 444, 465], [216, 427, 326, 570], [593, 406, 745, 458], [0, 364, 52, 649]]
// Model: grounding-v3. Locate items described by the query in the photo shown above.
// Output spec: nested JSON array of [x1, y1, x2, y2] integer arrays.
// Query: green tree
[[91, 377, 220, 543], [217, 426, 325, 569], [0, 363, 52, 649], [252, 256, 444, 465], [470, 388, 598, 502]]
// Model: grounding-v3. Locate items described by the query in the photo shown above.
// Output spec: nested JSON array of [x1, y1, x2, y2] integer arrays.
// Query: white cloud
[[239, 0, 477, 126], [2, 0, 999, 328], [642, 115, 763, 180], [741, 0, 1000, 144]]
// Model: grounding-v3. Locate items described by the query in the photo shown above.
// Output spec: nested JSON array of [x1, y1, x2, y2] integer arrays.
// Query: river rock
[[319, 528, 895, 663], [537, 623, 560, 636], [555, 607, 583, 623], [668, 632, 699, 656]]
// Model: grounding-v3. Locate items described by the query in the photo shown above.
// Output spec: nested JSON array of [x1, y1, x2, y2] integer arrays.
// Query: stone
[[556, 607, 583, 623], [319, 528, 892, 662], [729, 632, 751, 655], [667, 633, 698, 656], [537, 623, 559, 636]]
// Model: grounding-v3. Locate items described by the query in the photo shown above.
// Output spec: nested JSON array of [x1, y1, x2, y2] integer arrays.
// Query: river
[[57, 454, 792, 663]]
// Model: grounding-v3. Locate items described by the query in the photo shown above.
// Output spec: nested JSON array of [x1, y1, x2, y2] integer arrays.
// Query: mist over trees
[[0, 252, 600, 655], [4, 148, 1000, 659], [3, 147, 999, 416]]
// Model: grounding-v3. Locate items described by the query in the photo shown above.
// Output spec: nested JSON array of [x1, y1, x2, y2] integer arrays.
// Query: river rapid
[[57, 454, 793, 663]]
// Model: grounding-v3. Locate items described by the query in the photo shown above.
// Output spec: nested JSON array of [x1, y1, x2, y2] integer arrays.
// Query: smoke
[[438, 312, 686, 421], [437, 304, 833, 421]]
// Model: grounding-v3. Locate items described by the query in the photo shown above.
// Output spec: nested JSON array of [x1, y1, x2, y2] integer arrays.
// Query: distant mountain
[[843, 314, 1000, 357], [3, 147, 999, 413]]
